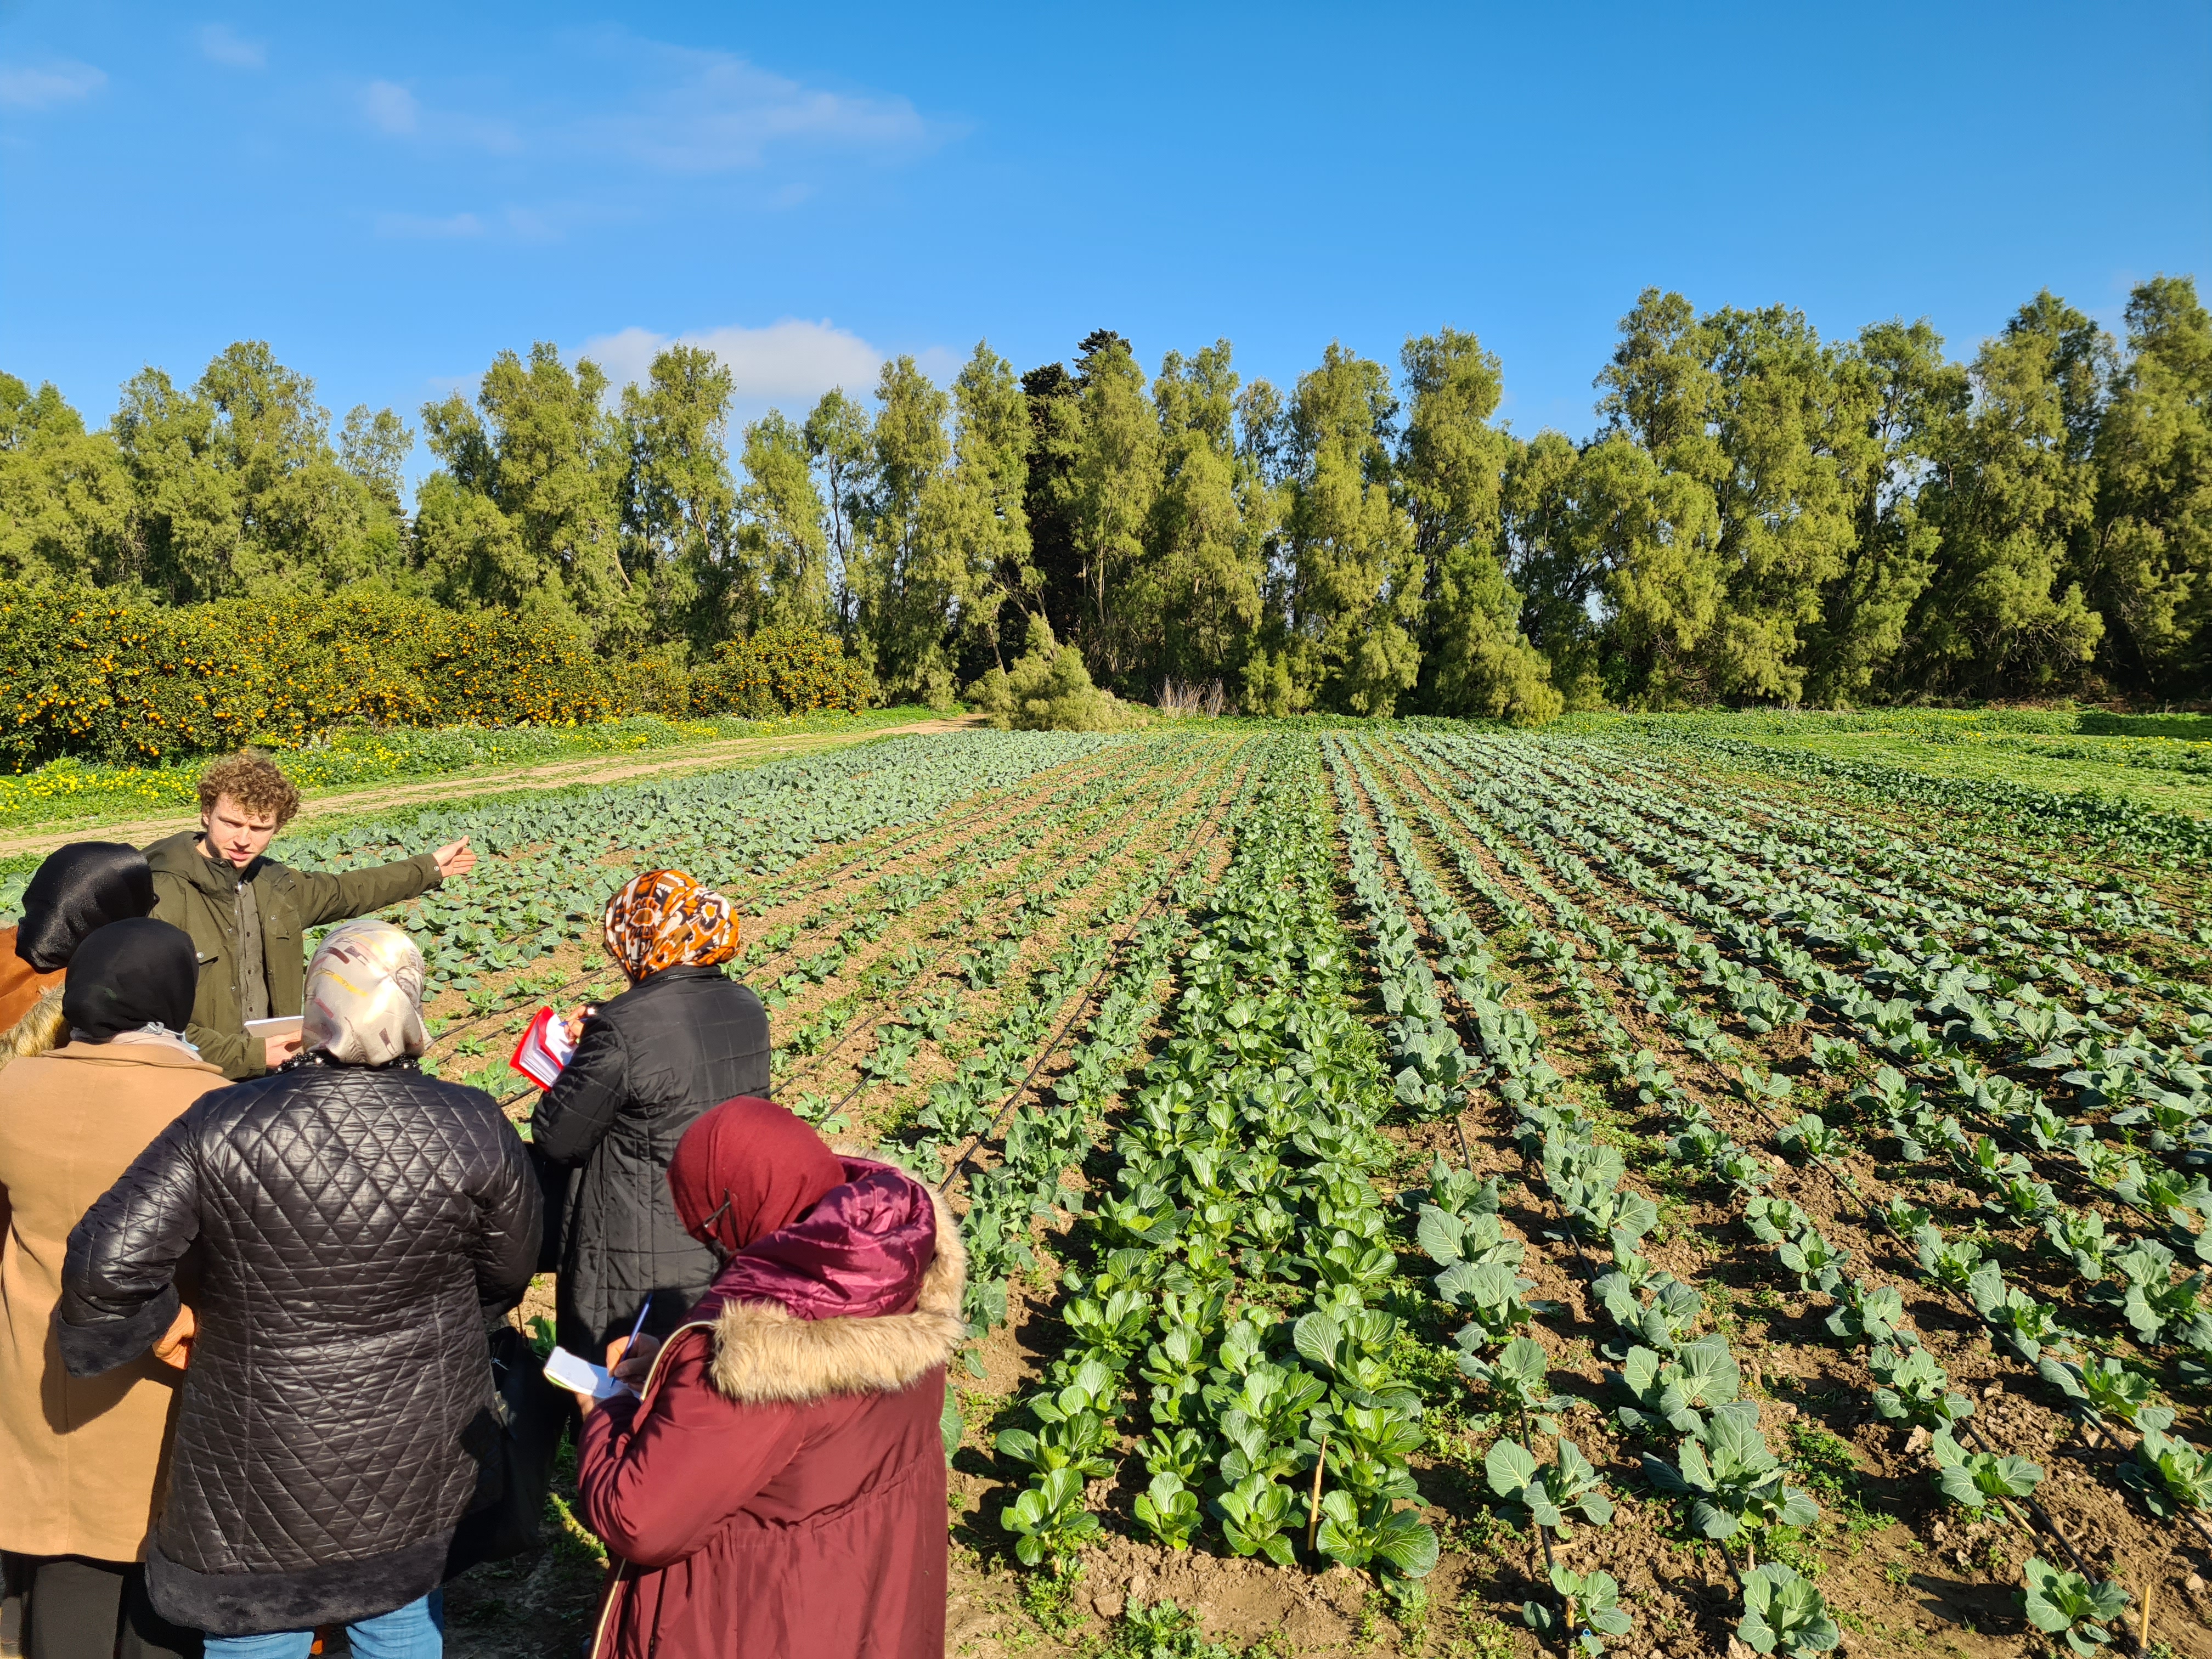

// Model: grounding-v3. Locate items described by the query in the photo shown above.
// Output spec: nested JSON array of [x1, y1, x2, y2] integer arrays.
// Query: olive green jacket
[[144, 831, 443, 1080]]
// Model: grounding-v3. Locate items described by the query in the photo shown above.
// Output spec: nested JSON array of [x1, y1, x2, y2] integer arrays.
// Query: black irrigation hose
[[493, 808, 1172, 1121], [428, 746, 1149, 1057], [1705, 1074, 2107, 1584], [1339, 752, 1589, 1652], [1359, 744, 2114, 1633], [777, 760, 1216, 1104], [472, 757, 1195, 1101], [935, 797, 1238, 1197]]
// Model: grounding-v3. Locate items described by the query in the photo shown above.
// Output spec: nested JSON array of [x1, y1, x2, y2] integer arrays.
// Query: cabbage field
[[275, 725, 2212, 1658]]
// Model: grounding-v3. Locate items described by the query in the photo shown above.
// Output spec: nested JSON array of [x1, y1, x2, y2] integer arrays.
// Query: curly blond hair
[[197, 751, 301, 828]]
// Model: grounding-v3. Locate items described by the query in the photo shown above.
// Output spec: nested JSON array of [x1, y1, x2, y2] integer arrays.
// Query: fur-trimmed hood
[[703, 1183, 966, 1407]]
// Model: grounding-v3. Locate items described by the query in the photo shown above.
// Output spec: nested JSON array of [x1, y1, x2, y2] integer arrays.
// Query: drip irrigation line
[[935, 787, 1240, 1197], [1401, 733, 2209, 1562], [1362, 740, 2145, 1629], [778, 761, 1218, 1107], [472, 758, 1198, 1105], [1337, 747, 1588, 1654], [426, 746, 1160, 1058]]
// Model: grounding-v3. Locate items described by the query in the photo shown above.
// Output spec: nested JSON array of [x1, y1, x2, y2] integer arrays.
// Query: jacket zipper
[[585, 1321, 716, 1659]]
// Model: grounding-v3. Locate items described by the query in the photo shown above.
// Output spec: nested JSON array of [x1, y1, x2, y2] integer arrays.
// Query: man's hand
[[263, 1033, 301, 1070], [152, 1305, 196, 1370], [433, 837, 476, 881]]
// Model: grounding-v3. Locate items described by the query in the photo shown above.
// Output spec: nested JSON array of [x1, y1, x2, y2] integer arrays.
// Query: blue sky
[[3, 0, 2208, 483]]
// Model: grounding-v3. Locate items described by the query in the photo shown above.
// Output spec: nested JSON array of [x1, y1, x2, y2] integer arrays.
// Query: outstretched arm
[[60, 1111, 205, 1376], [294, 849, 447, 929]]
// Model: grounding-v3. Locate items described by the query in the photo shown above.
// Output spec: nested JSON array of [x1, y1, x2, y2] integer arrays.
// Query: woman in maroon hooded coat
[[572, 1096, 964, 1659]]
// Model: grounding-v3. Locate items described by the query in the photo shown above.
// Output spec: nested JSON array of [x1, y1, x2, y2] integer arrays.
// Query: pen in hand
[[618, 1299, 651, 1365]]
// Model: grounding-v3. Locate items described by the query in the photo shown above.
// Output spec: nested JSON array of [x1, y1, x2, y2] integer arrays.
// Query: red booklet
[[510, 1006, 577, 1089]]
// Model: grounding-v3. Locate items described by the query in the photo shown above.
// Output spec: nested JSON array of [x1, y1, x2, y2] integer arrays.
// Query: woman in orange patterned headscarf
[[600, 869, 741, 981], [530, 868, 771, 1353]]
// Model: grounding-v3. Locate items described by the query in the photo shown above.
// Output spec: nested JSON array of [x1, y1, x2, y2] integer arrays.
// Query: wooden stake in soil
[[1306, 1435, 1329, 1555], [2138, 1574, 2154, 1652]]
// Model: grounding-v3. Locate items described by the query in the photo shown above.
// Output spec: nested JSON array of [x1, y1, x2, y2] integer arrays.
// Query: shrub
[[968, 617, 1132, 732], [690, 621, 872, 718], [0, 583, 865, 765]]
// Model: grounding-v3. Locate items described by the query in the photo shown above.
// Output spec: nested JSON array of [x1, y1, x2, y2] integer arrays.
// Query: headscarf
[[16, 843, 156, 973], [301, 919, 428, 1066], [602, 869, 740, 981], [63, 919, 198, 1041], [669, 1096, 847, 1259]]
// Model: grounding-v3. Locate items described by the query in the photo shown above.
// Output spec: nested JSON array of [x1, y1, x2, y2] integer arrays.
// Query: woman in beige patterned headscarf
[[301, 919, 430, 1066]]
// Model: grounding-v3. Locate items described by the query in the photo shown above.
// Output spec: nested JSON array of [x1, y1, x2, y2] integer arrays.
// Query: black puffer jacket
[[58, 1060, 540, 1637], [530, 964, 770, 1351]]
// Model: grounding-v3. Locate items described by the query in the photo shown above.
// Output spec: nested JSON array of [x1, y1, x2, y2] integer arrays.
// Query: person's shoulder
[[142, 830, 204, 877]]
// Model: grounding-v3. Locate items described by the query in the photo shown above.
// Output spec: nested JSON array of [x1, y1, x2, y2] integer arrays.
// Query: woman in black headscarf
[[1, 843, 157, 1045], [0, 918, 216, 1659]]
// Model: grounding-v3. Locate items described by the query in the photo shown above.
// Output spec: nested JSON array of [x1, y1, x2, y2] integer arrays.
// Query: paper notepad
[[544, 1345, 635, 1401], [510, 1007, 577, 1089]]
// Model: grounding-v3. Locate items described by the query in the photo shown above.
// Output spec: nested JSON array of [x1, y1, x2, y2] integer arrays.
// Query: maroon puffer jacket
[[578, 1161, 964, 1659]]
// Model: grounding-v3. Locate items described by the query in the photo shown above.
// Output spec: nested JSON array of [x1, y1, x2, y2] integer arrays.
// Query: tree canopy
[[7, 274, 2209, 718]]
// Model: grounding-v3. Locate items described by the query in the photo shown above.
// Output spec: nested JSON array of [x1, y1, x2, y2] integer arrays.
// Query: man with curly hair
[[144, 751, 477, 1078]]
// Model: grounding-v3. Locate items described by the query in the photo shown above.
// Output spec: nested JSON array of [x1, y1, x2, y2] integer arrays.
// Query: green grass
[[1564, 706, 2212, 819], [0, 706, 949, 834]]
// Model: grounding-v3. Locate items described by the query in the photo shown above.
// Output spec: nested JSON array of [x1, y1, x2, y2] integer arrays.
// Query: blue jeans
[[203, 1592, 442, 1659]]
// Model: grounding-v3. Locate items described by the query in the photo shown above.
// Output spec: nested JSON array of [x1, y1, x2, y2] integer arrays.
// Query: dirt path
[[0, 716, 987, 858]]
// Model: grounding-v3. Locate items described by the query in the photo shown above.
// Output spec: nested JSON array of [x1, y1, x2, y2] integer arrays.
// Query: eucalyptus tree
[[1397, 328, 1560, 723], [1797, 319, 1966, 703], [1129, 340, 1263, 689], [1596, 292, 1866, 703], [1283, 342, 1421, 715], [1901, 292, 2110, 693], [416, 341, 629, 640], [620, 343, 736, 647], [111, 341, 403, 603], [2086, 275, 2212, 692], [1060, 332, 1160, 675], [851, 355, 957, 703], [0, 374, 136, 587], [922, 342, 1034, 666], [736, 411, 832, 632], [803, 386, 872, 633]]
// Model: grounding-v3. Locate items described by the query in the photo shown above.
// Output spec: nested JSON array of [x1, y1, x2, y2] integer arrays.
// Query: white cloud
[[362, 79, 417, 134], [591, 44, 936, 173], [578, 319, 894, 417], [198, 24, 267, 69], [374, 210, 484, 239], [0, 59, 106, 110], [359, 77, 519, 152]]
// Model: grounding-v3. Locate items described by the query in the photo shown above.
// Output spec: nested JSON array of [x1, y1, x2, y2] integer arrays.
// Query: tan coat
[[0, 1041, 223, 1560]]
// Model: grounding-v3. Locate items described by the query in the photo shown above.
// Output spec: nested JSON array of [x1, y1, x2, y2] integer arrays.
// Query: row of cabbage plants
[[1384, 732, 2198, 1607], [986, 738, 1442, 1600], [1325, 738, 1846, 1657]]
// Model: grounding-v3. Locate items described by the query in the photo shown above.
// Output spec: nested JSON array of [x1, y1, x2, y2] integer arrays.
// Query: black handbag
[[445, 1318, 570, 1577]]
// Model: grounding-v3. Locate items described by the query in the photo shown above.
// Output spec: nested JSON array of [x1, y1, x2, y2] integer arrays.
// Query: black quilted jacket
[[529, 964, 770, 1351], [58, 1060, 540, 1637]]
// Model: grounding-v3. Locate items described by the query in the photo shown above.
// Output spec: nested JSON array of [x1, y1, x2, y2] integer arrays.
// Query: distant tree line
[[3, 276, 2207, 720]]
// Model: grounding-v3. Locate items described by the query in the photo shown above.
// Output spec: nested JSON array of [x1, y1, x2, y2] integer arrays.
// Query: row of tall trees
[[5, 276, 2208, 714]]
